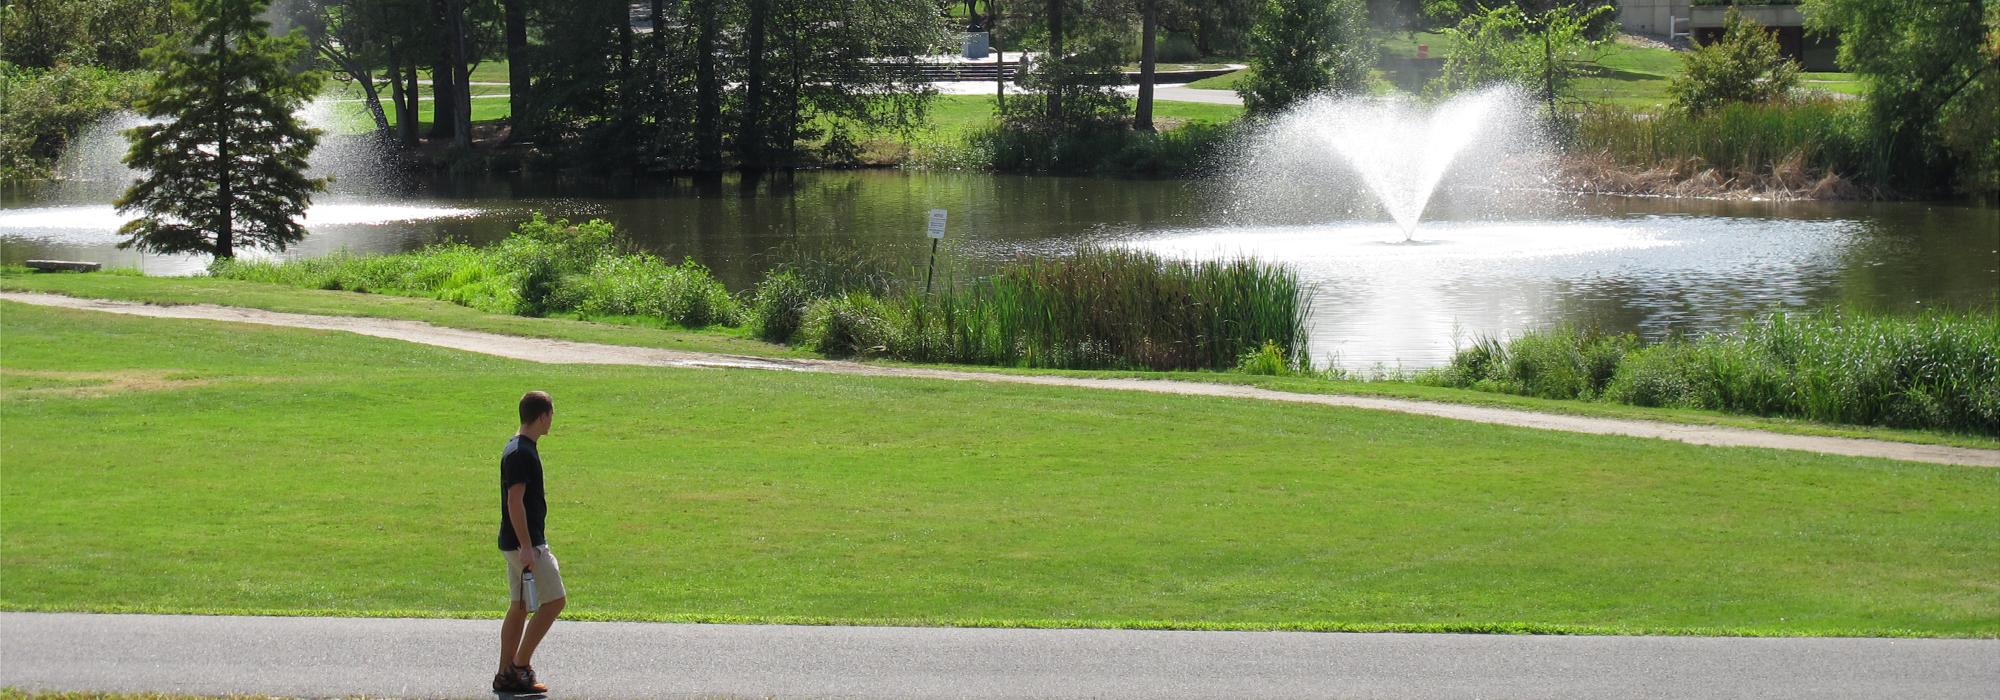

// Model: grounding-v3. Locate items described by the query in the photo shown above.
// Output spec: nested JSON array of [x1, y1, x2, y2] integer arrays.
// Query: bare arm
[[507, 483, 534, 570]]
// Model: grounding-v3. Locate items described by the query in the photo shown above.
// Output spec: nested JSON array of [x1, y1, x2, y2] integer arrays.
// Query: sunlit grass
[[3, 301, 1997, 637]]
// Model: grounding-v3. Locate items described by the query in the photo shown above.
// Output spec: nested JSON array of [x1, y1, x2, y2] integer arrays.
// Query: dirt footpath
[[6, 291, 1995, 468]]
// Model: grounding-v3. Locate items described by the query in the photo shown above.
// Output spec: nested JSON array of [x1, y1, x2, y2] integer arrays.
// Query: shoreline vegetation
[[84, 214, 2000, 439]]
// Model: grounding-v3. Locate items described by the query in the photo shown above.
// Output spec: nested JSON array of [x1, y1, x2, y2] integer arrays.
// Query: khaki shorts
[[504, 544, 567, 607]]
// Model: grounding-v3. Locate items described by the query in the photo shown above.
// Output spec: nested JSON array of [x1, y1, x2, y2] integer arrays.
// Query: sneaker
[[511, 664, 550, 693], [492, 671, 523, 693]]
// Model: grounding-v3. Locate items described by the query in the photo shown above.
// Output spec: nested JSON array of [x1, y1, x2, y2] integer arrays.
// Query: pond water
[[4, 170, 1996, 369]]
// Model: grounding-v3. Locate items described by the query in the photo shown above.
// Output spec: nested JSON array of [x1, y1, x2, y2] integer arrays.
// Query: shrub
[[1237, 341, 1298, 376], [1669, 8, 1800, 115], [1436, 326, 1634, 400], [1603, 342, 1707, 408], [1437, 310, 2000, 435], [801, 293, 896, 358], [513, 248, 562, 318], [749, 270, 813, 343], [0, 64, 149, 180]]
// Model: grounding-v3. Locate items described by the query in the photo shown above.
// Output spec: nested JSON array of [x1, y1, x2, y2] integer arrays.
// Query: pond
[[3, 170, 1996, 369]]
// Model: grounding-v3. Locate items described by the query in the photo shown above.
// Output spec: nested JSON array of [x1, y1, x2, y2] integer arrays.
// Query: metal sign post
[[924, 209, 947, 295]]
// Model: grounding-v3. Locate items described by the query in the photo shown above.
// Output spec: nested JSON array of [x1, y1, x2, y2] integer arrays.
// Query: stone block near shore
[[25, 260, 102, 273]]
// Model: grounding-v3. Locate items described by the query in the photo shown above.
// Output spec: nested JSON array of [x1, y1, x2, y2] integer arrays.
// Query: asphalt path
[[3, 613, 1995, 699]]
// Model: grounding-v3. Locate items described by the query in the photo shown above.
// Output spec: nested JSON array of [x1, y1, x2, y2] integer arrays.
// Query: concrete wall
[[1619, 0, 1691, 38], [1689, 5, 1840, 72]]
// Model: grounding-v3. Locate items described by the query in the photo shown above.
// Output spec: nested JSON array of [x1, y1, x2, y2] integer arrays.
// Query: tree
[[502, 0, 529, 135], [1669, 7, 1798, 115], [738, 0, 949, 168], [116, 0, 327, 260], [1431, 1, 1612, 115], [1004, 0, 1128, 133], [290, 0, 397, 134], [1134, 0, 1164, 132], [1804, 0, 2000, 194], [1237, 0, 1373, 116]]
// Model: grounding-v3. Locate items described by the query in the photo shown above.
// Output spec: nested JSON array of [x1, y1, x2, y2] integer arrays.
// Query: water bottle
[[522, 567, 539, 613]]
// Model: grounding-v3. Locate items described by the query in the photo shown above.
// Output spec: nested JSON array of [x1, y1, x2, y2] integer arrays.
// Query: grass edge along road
[[3, 269, 1995, 453], [2, 301, 1998, 639]]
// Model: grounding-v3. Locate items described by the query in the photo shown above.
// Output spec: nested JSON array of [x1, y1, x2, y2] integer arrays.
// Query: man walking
[[495, 390, 565, 694]]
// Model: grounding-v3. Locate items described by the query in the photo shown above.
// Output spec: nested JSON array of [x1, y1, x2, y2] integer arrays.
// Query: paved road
[[3, 613, 1994, 699], [6, 292, 1997, 467]]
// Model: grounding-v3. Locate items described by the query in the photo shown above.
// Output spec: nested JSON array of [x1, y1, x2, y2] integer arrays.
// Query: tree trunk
[[214, 30, 233, 260], [1135, 1, 1157, 133], [357, 67, 391, 134], [1046, 0, 1062, 126], [428, 0, 455, 139], [741, 0, 768, 170], [398, 59, 420, 146], [694, 0, 721, 171], [448, 0, 473, 148], [504, 0, 530, 136], [619, 1, 635, 80], [993, 0, 1004, 110], [649, 0, 668, 150]]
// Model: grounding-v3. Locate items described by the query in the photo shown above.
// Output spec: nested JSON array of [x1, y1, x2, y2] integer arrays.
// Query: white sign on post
[[927, 209, 948, 239]]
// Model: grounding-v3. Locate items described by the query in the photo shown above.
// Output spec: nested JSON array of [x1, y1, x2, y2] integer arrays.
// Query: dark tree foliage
[[1, 0, 187, 70], [1238, 0, 1372, 116], [1805, 0, 2000, 195], [116, 0, 327, 260]]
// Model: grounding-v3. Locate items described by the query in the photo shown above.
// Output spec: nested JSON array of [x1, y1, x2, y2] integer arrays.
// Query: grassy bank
[[4, 301, 1997, 637], [207, 217, 1306, 373], [1428, 313, 2000, 436]]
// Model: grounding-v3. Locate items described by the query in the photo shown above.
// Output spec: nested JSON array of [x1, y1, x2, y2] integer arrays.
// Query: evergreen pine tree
[[116, 0, 327, 260]]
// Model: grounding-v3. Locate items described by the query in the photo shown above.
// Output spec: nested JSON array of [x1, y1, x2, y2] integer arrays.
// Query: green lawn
[[3, 297, 1998, 637], [1216, 31, 1868, 109], [313, 90, 1241, 139], [6, 269, 1995, 452]]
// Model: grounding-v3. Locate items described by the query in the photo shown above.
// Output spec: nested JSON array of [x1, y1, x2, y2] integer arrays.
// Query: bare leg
[[498, 599, 528, 674], [512, 596, 565, 668]]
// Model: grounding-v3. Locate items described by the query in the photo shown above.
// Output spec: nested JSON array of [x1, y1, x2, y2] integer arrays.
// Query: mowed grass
[[2, 301, 1997, 637], [6, 269, 1996, 451]]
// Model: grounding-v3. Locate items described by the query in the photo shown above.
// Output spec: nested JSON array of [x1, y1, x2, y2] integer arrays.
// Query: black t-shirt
[[498, 435, 547, 551]]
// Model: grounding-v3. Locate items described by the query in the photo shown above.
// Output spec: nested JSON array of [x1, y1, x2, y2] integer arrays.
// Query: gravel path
[[4, 612, 1996, 699], [6, 291, 1995, 467]]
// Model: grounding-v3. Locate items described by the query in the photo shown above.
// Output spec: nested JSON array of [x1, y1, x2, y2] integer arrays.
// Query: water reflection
[[3, 172, 1994, 368]]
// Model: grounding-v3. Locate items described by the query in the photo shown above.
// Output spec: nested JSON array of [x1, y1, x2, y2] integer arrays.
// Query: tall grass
[[885, 248, 1309, 371], [1570, 100, 1878, 187], [1429, 310, 2000, 435]]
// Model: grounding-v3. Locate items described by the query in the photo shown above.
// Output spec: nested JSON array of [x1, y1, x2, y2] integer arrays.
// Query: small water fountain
[[5, 97, 473, 270]]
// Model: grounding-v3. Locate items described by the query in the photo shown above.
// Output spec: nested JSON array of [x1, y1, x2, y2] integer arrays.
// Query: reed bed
[[1429, 310, 2000, 435], [1566, 100, 1879, 199], [888, 248, 1310, 371]]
